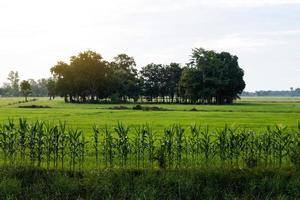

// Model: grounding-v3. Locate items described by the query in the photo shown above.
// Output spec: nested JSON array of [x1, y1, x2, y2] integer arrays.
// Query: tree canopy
[[179, 48, 246, 104], [48, 48, 245, 104]]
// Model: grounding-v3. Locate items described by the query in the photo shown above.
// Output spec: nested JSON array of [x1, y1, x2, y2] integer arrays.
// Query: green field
[[1, 97, 300, 199], [0, 97, 300, 133]]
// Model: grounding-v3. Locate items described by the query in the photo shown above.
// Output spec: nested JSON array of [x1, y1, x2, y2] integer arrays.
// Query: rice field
[[0, 97, 300, 133]]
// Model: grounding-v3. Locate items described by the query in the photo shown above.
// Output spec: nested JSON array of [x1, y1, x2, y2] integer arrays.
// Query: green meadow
[[0, 97, 300, 132]]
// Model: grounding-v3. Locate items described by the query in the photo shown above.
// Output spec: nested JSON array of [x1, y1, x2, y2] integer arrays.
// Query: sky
[[0, 0, 299, 92]]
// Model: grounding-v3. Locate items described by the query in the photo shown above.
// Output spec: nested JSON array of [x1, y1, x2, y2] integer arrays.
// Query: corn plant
[[68, 129, 82, 172], [289, 123, 300, 168], [216, 125, 228, 165], [79, 135, 88, 171], [174, 124, 184, 168], [18, 118, 28, 163], [43, 124, 55, 169], [92, 125, 100, 168], [243, 130, 259, 168], [162, 126, 174, 168], [103, 126, 114, 168], [52, 125, 61, 170], [28, 121, 38, 165], [134, 125, 148, 168], [145, 124, 156, 168], [271, 125, 291, 166], [114, 123, 130, 168], [0, 120, 17, 165], [189, 124, 201, 166], [36, 122, 44, 167], [199, 126, 215, 166], [58, 121, 67, 170], [157, 141, 166, 169]]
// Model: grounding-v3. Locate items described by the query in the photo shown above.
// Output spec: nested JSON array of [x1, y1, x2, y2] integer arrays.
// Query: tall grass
[[0, 119, 300, 170]]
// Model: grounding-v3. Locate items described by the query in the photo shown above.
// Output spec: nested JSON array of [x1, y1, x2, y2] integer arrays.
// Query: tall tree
[[70, 50, 108, 102], [184, 48, 246, 104], [164, 63, 182, 103], [179, 67, 203, 103], [140, 64, 161, 102], [50, 61, 71, 102], [110, 54, 140, 102]]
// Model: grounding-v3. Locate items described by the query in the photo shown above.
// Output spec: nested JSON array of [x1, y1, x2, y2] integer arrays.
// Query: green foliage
[[20, 80, 32, 102], [49, 48, 244, 104], [179, 48, 245, 104], [1, 118, 300, 170]]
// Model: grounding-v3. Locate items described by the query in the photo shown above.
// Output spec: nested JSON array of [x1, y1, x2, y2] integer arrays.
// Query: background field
[[1, 97, 300, 134]]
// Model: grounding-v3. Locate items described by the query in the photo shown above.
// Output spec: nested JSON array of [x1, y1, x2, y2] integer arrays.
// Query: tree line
[[242, 88, 300, 97], [0, 71, 55, 100], [50, 48, 246, 104]]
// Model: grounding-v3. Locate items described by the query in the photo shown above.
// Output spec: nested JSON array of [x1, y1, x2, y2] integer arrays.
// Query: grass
[[0, 166, 299, 199], [0, 97, 300, 133]]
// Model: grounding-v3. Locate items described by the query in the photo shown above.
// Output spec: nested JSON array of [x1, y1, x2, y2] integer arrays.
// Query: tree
[[7, 71, 20, 96], [46, 78, 56, 100], [28, 79, 48, 97], [140, 64, 161, 102], [50, 51, 108, 102], [70, 50, 108, 102], [179, 67, 203, 103], [50, 61, 71, 102], [109, 54, 140, 102], [183, 48, 246, 104], [164, 63, 182, 103], [20, 80, 31, 102]]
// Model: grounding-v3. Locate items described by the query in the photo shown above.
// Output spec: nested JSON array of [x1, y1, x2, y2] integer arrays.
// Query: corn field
[[0, 119, 300, 171]]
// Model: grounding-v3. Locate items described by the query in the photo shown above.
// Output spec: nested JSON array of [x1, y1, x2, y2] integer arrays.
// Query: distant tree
[[20, 80, 31, 102], [140, 64, 161, 102], [110, 54, 140, 102], [51, 51, 108, 102], [7, 71, 20, 96], [164, 63, 182, 103], [0, 83, 11, 96], [183, 48, 246, 104], [70, 50, 108, 102], [46, 78, 56, 100], [179, 67, 203, 103], [28, 79, 48, 97]]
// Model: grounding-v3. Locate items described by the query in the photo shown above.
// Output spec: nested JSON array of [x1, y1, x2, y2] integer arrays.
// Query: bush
[[18, 105, 51, 108], [132, 104, 143, 110], [132, 105, 170, 111]]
